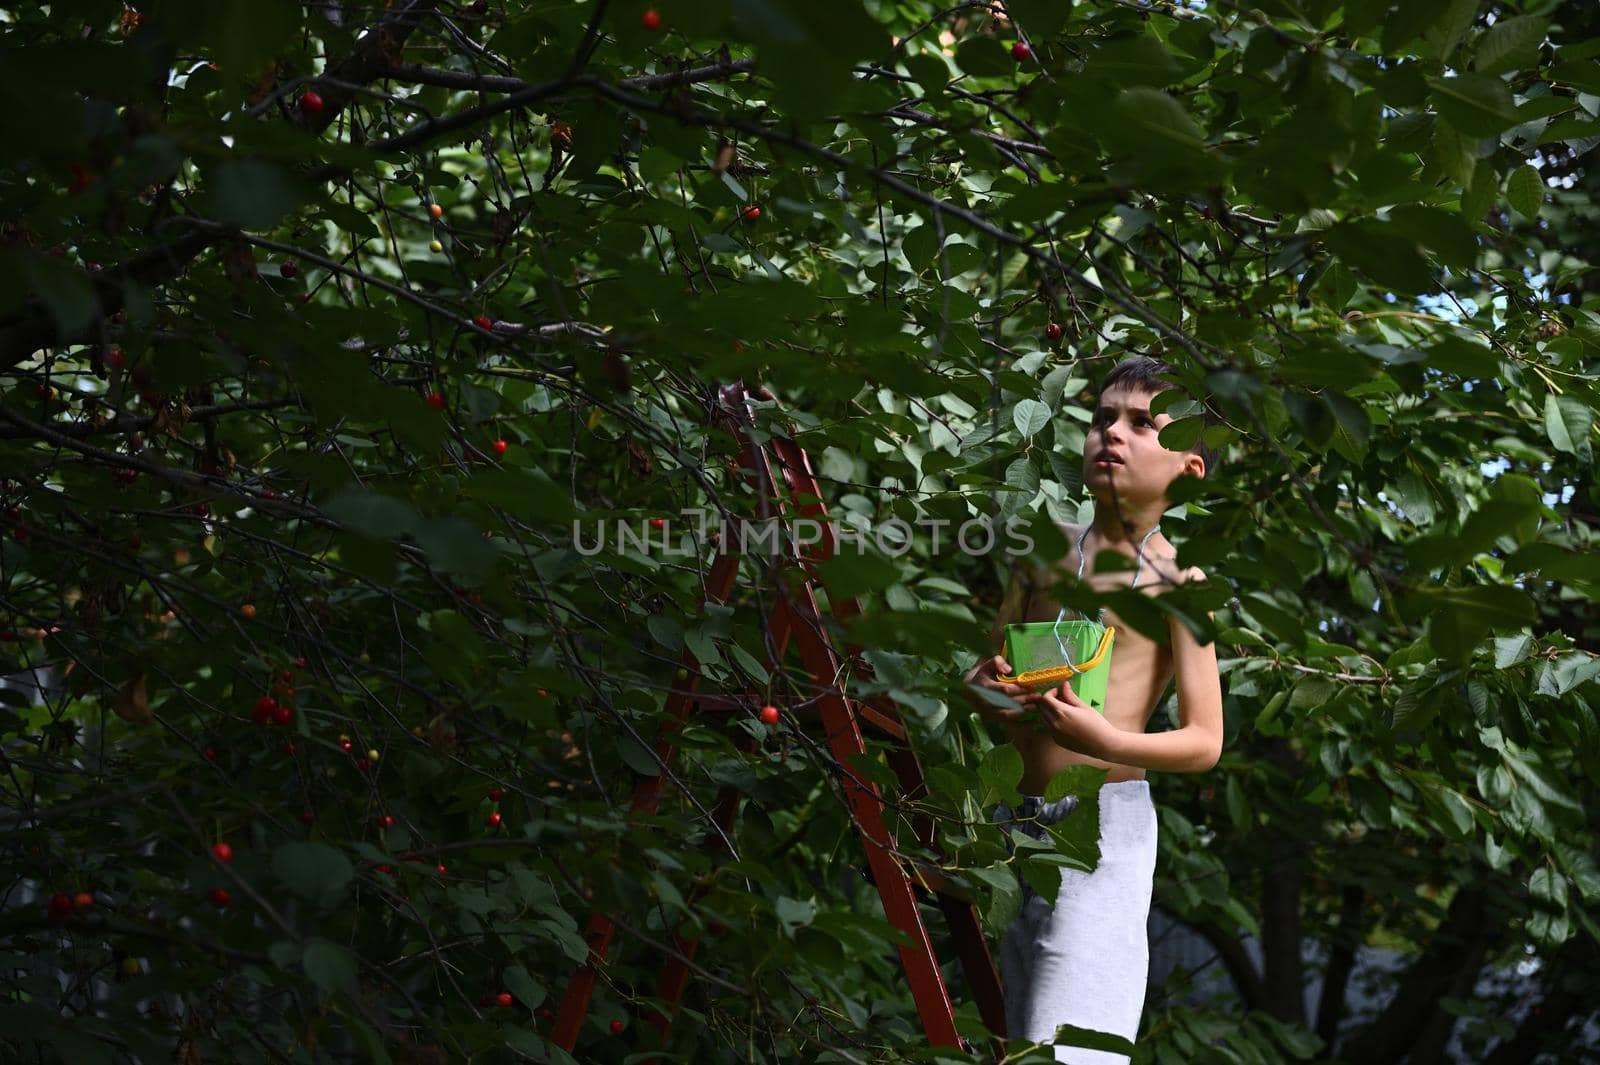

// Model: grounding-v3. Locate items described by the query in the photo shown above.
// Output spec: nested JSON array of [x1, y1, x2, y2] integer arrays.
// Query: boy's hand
[[1037, 681, 1119, 760], [962, 655, 1042, 725]]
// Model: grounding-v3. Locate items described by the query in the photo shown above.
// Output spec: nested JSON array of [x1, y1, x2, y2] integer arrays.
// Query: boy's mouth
[[1092, 451, 1124, 467]]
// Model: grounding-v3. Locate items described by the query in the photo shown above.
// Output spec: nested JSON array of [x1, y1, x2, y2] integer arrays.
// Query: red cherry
[[379, 814, 396, 829], [1046, 322, 1063, 342], [280, 261, 298, 279], [488, 787, 503, 802], [610, 1019, 624, 1034], [436, 863, 447, 874], [273, 704, 293, 726], [253, 695, 277, 724], [300, 810, 316, 825], [110, 310, 125, 325], [759, 705, 780, 726], [211, 842, 233, 863], [339, 739, 353, 752], [295, 656, 307, 668], [425, 391, 446, 410], [488, 811, 503, 828], [47, 894, 73, 922], [376, 864, 392, 874], [72, 891, 95, 912], [298, 91, 324, 115], [641, 9, 662, 31], [474, 315, 493, 331], [493, 439, 508, 457], [203, 747, 217, 761], [537, 689, 548, 698], [35, 383, 49, 399], [282, 741, 296, 754], [496, 991, 514, 1008], [108, 348, 125, 369], [741, 205, 761, 221], [650, 517, 664, 529], [208, 887, 230, 908], [1011, 41, 1032, 62], [356, 757, 371, 772], [298, 292, 311, 303]]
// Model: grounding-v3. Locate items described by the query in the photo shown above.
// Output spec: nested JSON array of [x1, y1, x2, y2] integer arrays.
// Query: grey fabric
[[991, 781, 1158, 1063]]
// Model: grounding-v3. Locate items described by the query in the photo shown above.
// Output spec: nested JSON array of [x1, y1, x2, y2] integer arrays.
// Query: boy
[[962, 354, 1225, 1063]]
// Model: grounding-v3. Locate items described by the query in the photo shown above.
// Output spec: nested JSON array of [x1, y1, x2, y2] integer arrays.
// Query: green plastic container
[[1001, 620, 1115, 715]]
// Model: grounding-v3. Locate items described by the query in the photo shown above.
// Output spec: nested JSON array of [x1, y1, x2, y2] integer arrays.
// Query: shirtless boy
[[962, 354, 1225, 1063]]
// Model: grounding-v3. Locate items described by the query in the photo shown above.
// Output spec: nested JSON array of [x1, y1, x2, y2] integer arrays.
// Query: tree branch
[[1338, 885, 1493, 1065], [1482, 930, 1600, 1065], [1314, 883, 1367, 1047]]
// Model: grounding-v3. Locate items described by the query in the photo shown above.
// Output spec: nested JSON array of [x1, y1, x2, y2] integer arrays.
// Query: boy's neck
[[1088, 498, 1168, 551]]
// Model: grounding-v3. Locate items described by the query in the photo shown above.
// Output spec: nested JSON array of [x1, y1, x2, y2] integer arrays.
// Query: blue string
[[1050, 521, 1161, 665]]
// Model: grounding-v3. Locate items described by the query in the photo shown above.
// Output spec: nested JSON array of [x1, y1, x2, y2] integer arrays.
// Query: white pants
[[992, 781, 1158, 1064]]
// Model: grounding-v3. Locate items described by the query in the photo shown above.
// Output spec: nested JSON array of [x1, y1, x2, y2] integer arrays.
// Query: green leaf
[[504, 964, 546, 1010], [1494, 633, 1534, 669], [204, 160, 306, 231], [1155, 415, 1203, 452], [1385, 205, 1480, 271], [1502, 746, 1583, 813], [1012, 399, 1051, 439], [413, 516, 500, 583], [954, 37, 1012, 79], [1326, 221, 1436, 295], [616, 732, 659, 776], [1083, 34, 1182, 88], [323, 489, 420, 540], [302, 939, 358, 994], [1052, 1023, 1136, 1056], [461, 466, 575, 525], [1544, 393, 1591, 457], [1430, 784, 1476, 838], [505, 1028, 549, 1058], [25, 252, 99, 340], [1462, 158, 1498, 222], [1506, 164, 1544, 219], [1473, 15, 1549, 76], [978, 743, 1024, 805], [1425, 74, 1521, 137], [774, 894, 817, 938], [272, 842, 355, 906]]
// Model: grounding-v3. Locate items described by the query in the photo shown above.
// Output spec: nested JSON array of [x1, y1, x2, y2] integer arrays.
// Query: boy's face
[[1081, 384, 1205, 505]]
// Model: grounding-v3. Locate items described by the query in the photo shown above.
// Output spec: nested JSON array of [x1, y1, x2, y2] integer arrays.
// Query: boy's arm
[[1102, 566, 1224, 773]]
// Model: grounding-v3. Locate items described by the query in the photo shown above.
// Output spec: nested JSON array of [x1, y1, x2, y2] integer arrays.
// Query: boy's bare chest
[[1018, 530, 1182, 724]]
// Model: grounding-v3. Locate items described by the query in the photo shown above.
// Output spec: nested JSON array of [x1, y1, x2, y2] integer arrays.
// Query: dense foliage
[[1, 0, 1597, 1062]]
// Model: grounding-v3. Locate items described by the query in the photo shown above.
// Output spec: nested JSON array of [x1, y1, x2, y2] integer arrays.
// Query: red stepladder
[[549, 382, 1007, 1061]]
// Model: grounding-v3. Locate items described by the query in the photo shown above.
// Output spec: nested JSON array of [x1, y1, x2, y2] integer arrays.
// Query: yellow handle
[[996, 625, 1115, 688]]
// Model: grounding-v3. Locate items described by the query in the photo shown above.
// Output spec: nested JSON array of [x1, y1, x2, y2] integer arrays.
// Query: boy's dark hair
[[1096, 355, 1224, 481]]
